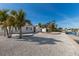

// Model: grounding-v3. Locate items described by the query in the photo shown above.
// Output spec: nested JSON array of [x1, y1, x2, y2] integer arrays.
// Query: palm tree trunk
[[6, 28, 9, 37], [19, 27, 22, 38], [8, 26, 12, 38], [5, 26, 12, 38], [4, 28, 6, 36], [3, 27, 8, 37]]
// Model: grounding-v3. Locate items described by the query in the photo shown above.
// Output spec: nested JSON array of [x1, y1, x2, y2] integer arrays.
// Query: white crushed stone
[[0, 33, 79, 56]]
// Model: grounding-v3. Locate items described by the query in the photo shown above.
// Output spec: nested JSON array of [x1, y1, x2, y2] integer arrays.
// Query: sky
[[0, 3, 79, 28]]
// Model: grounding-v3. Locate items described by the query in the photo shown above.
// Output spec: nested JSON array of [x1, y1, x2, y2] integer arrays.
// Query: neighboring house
[[12, 23, 34, 34], [35, 25, 47, 32], [0, 24, 47, 34], [42, 28, 47, 32], [35, 25, 42, 32]]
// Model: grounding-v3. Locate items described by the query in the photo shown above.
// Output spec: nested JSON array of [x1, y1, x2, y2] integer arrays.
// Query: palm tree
[[11, 9, 31, 38], [6, 16, 15, 38], [10, 10, 23, 38], [17, 10, 26, 38], [0, 9, 31, 38], [0, 9, 9, 36], [0, 9, 16, 38]]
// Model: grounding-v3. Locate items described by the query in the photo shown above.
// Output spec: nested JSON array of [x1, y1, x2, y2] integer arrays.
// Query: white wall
[[42, 28, 46, 32], [22, 26, 34, 33], [12, 26, 34, 34]]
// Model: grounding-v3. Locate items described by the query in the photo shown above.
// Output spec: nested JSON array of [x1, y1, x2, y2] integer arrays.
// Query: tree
[[38, 23, 46, 28], [38, 23, 42, 28], [11, 9, 31, 38], [6, 16, 15, 38], [0, 9, 9, 37], [47, 20, 57, 32], [0, 9, 32, 38], [10, 10, 25, 38]]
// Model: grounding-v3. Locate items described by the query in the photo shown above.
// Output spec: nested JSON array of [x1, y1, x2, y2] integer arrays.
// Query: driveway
[[0, 33, 79, 56]]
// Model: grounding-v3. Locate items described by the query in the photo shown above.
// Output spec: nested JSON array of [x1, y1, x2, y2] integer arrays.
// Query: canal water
[[66, 32, 77, 36]]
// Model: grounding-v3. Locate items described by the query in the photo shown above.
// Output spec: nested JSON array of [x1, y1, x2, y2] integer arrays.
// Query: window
[[30, 27, 32, 30], [26, 27, 28, 30]]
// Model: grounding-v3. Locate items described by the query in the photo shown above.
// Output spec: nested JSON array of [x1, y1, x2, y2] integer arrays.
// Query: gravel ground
[[0, 33, 79, 56], [67, 34, 79, 44]]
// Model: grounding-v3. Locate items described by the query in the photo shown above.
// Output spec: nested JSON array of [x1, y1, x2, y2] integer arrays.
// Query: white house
[[0, 23, 48, 35], [42, 28, 47, 32], [35, 25, 42, 32], [12, 23, 34, 34]]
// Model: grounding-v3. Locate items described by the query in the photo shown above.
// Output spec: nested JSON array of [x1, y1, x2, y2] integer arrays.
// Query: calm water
[[66, 32, 77, 35]]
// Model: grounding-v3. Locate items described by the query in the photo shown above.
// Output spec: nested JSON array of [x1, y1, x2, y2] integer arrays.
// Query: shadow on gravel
[[75, 40, 79, 44], [16, 35, 62, 45]]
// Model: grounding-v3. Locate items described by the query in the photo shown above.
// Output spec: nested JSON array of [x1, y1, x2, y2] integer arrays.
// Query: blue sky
[[0, 3, 79, 28]]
